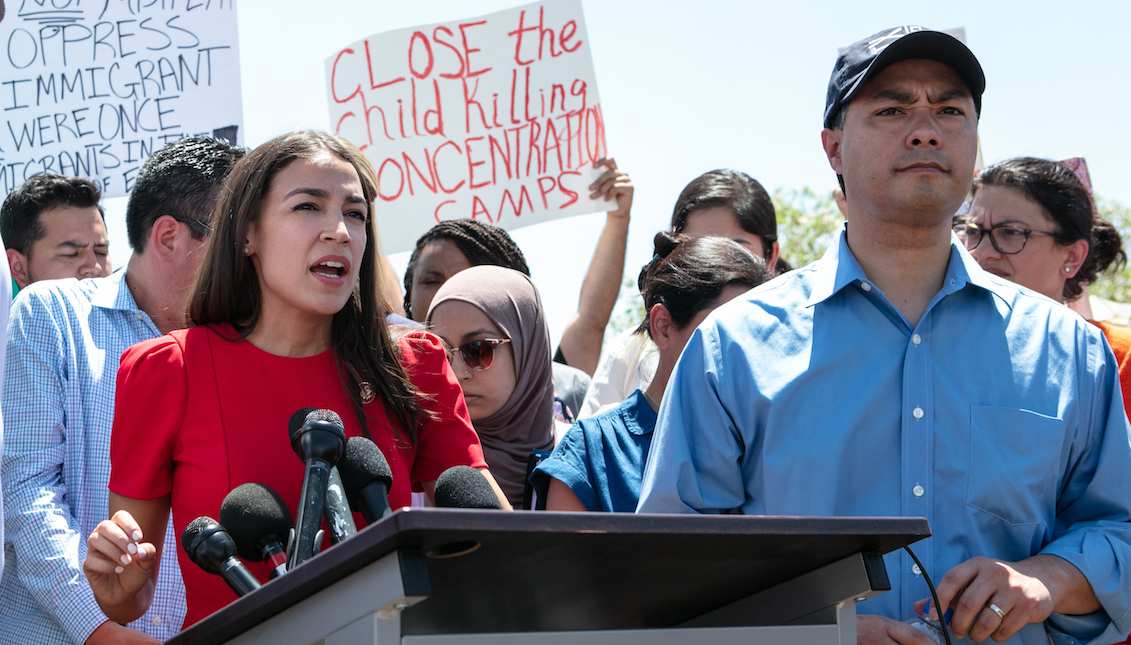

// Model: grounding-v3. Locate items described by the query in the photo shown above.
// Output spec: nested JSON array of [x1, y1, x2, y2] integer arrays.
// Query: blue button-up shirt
[[534, 389, 658, 512], [638, 230, 1131, 645], [1, 269, 186, 643]]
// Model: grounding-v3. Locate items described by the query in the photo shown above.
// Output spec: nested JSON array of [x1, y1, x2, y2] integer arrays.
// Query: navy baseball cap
[[824, 26, 985, 129]]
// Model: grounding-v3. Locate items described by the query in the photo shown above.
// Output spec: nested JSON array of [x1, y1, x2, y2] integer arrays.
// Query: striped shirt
[[1, 269, 186, 643]]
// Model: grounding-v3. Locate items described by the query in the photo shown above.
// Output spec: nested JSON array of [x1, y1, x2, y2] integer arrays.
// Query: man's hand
[[930, 554, 1099, 642], [85, 620, 160, 644], [857, 614, 936, 644], [589, 158, 633, 220]]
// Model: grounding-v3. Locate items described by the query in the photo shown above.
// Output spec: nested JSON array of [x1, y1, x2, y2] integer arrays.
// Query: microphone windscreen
[[306, 408, 344, 428], [182, 515, 216, 550], [338, 436, 393, 493], [220, 483, 294, 562], [288, 407, 319, 446], [289, 408, 346, 455], [434, 465, 502, 509]]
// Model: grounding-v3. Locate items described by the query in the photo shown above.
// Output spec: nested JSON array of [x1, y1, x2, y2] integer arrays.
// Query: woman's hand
[[84, 510, 157, 611], [589, 158, 633, 220]]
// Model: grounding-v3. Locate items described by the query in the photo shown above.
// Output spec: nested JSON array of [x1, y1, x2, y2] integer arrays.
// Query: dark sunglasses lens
[[460, 340, 494, 370]]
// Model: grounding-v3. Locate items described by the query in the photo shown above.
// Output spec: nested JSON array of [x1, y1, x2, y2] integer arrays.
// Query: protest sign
[[0, 0, 243, 198], [327, 0, 608, 253]]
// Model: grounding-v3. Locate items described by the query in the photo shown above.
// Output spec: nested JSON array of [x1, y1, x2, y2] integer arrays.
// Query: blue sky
[[98, 0, 1131, 346]]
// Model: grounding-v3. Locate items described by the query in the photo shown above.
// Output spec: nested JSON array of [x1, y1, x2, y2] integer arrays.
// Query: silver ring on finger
[[986, 602, 1006, 620]]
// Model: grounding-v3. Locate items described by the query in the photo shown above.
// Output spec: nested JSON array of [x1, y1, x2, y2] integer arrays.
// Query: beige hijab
[[426, 266, 554, 506]]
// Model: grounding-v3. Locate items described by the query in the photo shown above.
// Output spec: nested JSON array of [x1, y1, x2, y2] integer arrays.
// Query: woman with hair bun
[[959, 156, 1131, 404], [578, 168, 779, 418], [533, 233, 769, 512]]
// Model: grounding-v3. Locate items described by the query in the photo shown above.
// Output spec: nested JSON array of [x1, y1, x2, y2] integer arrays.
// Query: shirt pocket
[[965, 405, 1063, 526]]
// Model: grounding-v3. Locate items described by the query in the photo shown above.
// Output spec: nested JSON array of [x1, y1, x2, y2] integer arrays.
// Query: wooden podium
[[167, 509, 929, 645]]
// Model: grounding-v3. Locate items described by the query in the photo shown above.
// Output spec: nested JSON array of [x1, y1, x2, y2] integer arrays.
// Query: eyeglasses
[[953, 221, 1058, 255], [449, 338, 511, 371], [173, 215, 213, 237]]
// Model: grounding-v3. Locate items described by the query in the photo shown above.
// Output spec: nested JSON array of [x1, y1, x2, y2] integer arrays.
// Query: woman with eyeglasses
[[958, 156, 1131, 404], [82, 131, 509, 630], [425, 265, 563, 508]]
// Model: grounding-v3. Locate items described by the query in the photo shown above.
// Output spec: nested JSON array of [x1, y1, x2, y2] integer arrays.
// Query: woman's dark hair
[[189, 131, 423, 441], [973, 157, 1125, 300], [669, 169, 777, 261], [635, 232, 769, 336], [402, 219, 530, 319]]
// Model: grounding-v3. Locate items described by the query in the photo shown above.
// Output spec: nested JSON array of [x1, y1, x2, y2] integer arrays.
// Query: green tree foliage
[[772, 187, 845, 270], [1090, 196, 1131, 304], [605, 276, 645, 348]]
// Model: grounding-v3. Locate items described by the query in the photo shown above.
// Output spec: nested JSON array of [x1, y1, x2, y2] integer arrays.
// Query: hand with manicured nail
[[83, 510, 159, 621]]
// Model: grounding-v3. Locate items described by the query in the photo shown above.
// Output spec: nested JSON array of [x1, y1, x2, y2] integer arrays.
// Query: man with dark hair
[[639, 27, 1131, 644], [1, 174, 111, 291], [1, 136, 244, 644]]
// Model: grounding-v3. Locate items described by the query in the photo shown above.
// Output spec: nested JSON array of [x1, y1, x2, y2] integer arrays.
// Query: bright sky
[[98, 0, 1131, 348]]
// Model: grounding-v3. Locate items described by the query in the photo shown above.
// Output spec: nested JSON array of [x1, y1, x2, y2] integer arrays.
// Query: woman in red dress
[[82, 131, 509, 629]]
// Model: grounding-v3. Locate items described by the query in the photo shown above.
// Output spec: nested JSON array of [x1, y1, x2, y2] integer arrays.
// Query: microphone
[[181, 516, 262, 597], [324, 466, 358, 544], [287, 408, 345, 568], [434, 465, 503, 509], [337, 436, 394, 524], [219, 483, 293, 580], [287, 407, 358, 545]]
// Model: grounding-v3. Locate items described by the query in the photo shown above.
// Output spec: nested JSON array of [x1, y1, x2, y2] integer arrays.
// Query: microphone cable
[[902, 544, 953, 645]]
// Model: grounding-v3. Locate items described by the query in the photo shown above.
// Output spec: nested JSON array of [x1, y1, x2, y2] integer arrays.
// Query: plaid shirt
[[1, 269, 186, 643]]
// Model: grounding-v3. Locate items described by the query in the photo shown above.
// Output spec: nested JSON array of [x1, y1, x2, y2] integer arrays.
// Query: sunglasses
[[173, 214, 213, 237], [450, 338, 511, 371]]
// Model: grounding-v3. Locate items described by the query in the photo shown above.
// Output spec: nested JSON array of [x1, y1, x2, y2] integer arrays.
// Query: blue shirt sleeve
[[637, 325, 748, 514], [534, 423, 602, 512], [2, 290, 109, 643], [1041, 326, 1131, 642]]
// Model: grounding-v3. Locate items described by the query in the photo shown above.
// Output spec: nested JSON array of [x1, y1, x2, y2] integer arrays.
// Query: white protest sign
[[0, 0, 243, 198], [327, 0, 608, 254]]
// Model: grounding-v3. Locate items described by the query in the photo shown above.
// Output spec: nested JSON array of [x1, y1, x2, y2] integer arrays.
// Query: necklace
[[643, 390, 661, 412]]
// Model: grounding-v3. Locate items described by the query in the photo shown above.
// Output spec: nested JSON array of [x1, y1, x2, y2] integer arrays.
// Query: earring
[[244, 246, 250, 256], [1064, 266, 1072, 274]]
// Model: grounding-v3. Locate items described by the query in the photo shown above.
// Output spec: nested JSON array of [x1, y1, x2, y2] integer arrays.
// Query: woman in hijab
[[425, 265, 560, 507]]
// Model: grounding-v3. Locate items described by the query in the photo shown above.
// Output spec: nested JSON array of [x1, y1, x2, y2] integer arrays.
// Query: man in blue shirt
[[1, 137, 243, 644], [638, 27, 1131, 645]]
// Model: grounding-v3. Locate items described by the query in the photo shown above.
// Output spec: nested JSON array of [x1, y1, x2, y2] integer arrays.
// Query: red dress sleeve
[[108, 335, 189, 500], [397, 330, 487, 486]]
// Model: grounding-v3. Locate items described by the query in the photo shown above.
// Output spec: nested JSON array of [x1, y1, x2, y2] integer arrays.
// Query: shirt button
[[912, 564, 922, 576], [913, 485, 925, 497], [912, 407, 924, 419], [152, 616, 162, 626], [860, 282, 872, 292], [911, 334, 922, 345]]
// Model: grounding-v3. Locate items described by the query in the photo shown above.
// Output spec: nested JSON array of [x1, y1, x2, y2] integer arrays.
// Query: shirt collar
[[89, 266, 143, 313], [806, 225, 1002, 308], [625, 390, 659, 436]]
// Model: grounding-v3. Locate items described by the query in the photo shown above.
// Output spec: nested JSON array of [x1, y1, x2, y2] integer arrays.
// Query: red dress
[[108, 325, 486, 628]]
